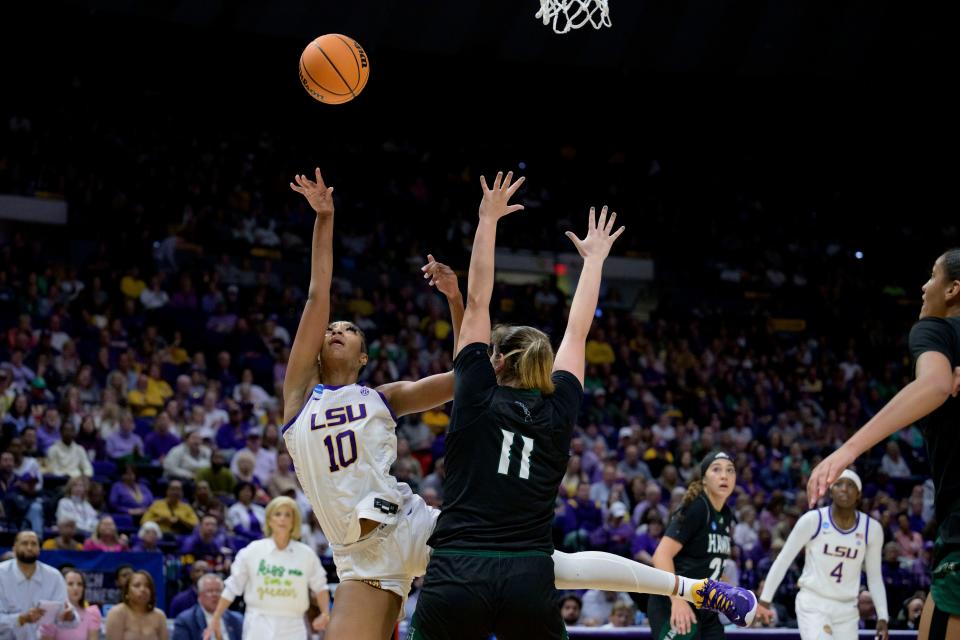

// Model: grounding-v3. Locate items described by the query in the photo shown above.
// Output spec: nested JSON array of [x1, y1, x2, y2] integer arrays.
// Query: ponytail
[[491, 325, 556, 394], [518, 334, 556, 394], [681, 479, 704, 507]]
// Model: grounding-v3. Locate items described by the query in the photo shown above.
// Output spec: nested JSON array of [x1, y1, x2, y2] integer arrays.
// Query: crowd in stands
[[0, 100, 946, 636]]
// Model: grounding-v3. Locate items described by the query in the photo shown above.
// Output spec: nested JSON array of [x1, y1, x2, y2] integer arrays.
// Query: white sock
[[551, 550, 703, 604], [675, 576, 701, 604]]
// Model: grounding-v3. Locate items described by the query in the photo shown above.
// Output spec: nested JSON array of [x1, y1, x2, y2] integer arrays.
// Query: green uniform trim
[[932, 538, 960, 616]]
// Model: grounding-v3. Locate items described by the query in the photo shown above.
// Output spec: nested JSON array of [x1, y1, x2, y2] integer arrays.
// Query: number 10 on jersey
[[498, 428, 534, 479], [324, 430, 358, 472]]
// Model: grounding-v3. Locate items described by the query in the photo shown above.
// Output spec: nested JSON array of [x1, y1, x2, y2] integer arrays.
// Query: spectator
[[104, 411, 145, 461], [39, 568, 102, 640], [42, 517, 83, 551], [560, 483, 603, 551], [631, 481, 668, 525], [585, 328, 615, 365], [733, 506, 759, 552], [104, 570, 168, 639], [82, 515, 128, 551], [880, 442, 912, 479], [579, 590, 633, 627], [74, 415, 104, 461], [132, 521, 163, 553], [140, 275, 170, 310], [181, 519, 231, 573], [266, 452, 301, 499], [617, 445, 652, 483], [168, 561, 212, 619], [602, 600, 636, 628], [142, 479, 199, 535], [559, 594, 582, 627], [191, 481, 225, 524], [858, 589, 879, 631], [226, 481, 266, 545], [228, 427, 276, 485], [201, 391, 229, 433], [45, 423, 92, 479], [590, 501, 635, 556], [631, 513, 665, 566], [893, 513, 924, 559], [195, 450, 235, 497], [56, 476, 99, 534], [36, 407, 62, 455], [108, 463, 154, 516], [215, 406, 247, 454], [561, 455, 585, 498], [232, 368, 273, 411], [172, 573, 243, 640], [163, 430, 211, 481], [128, 373, 166, 418], [758, 451, 791, 492], [590, 463, 619, 505], [144, 411, 181, 459]]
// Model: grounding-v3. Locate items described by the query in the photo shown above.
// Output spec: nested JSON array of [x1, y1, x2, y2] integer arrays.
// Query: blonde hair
[[65, 475, 88, 496], [92, 515, 116, 542], [491, 325, 555, 394], [263, 496, 302, 540]]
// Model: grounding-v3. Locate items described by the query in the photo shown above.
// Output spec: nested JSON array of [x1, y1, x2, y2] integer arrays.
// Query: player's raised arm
[[454, 171, 525, 358], [284, 168, 335, 422], [807, 350, 955, 506], [379, 255, 463, 417], [553, 206, 625, 386]]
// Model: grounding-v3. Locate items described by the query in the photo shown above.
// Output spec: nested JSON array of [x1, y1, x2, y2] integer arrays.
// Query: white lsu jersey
[[798, 507, 875, 602], [283, 383, 404, 546]]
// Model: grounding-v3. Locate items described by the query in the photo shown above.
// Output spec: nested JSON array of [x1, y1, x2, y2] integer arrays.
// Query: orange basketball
[[299, 34, 370, 104]]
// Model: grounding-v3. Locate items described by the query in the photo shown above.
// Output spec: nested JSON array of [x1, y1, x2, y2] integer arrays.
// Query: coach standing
[[0, 531, 77, 640]]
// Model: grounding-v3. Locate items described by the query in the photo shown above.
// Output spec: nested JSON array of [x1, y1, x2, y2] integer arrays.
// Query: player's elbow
[[465, 292, 490, 310], [921, 374, 953, 401]]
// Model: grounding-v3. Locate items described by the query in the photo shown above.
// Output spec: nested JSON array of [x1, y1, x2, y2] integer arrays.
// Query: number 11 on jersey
[[498, 428, 534, 480]]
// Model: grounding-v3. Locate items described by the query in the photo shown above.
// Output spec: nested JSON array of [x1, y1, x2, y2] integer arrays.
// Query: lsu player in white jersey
[[282, 168, 758, 640], [755, 470, 888, 639]]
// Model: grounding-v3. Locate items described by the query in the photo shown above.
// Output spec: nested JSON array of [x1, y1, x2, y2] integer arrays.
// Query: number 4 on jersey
[[830, 562, 843, 583], [498, 428, 534, 479]]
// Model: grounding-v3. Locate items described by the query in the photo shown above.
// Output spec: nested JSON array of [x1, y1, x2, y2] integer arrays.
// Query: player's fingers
[[502, 170, 514, 191], [480, 175, 489, 192], [493, 171, 504, 191], [506, 175, 526, 197], [290, 183, 303, 193], [605, 210, 617, 232], [611, 225, 626, 242], [506, 204, 525, 215], [588, 206, 596, 230], [597, 205, 608, 230], [315, 167, 325, 187]]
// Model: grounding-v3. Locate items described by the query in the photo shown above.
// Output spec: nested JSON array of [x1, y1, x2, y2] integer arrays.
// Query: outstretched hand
[[565, 205, 625, 261], [478, 170, 525, 221], [422, 254, 461, 299], [807, 446, 857, 507], [290, 168, 334, 217]]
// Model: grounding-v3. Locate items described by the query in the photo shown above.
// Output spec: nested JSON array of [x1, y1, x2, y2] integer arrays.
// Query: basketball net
[[535, 0, 611, 34]]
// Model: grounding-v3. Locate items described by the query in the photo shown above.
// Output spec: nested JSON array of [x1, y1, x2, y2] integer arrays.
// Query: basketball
[[299, 34, 370, 104]]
